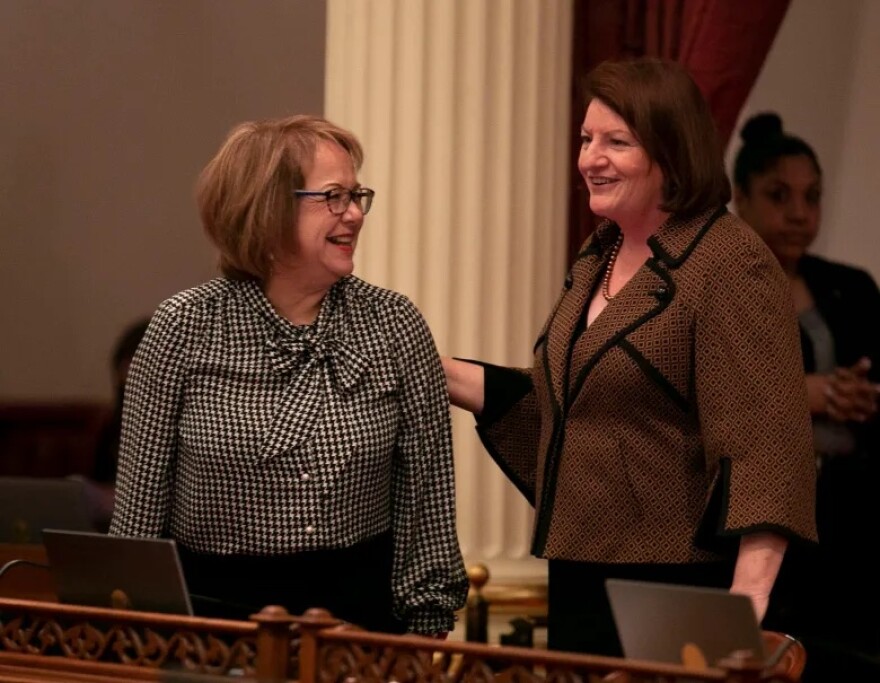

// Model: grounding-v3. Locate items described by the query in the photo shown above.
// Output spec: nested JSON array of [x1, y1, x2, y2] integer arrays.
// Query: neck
[[263, 273, 331, 325], [778, 258, 800, 280], [615, 207, 670, 244]]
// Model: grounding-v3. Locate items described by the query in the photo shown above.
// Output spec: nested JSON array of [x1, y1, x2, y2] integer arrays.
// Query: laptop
[[41, 529, 194, 615], [605, 578, 768, 668], [0, 476, 94, 543]]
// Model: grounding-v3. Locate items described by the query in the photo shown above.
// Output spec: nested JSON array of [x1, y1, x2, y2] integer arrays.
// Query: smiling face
[[577, 99, 665, 229], [276, 140, 365, 289], [735, 154, 821, 273]]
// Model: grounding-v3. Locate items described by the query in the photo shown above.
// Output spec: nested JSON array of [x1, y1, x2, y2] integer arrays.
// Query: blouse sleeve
[[109, 299, 193, 538], [388, 299, 468, 635], [694, 234, 817, 547]]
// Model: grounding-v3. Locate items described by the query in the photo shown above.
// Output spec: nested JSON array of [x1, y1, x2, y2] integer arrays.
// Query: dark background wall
[[0, 0, 326, 401]]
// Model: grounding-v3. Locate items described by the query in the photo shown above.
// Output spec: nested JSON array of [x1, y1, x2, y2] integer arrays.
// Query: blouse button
[[301, 472, 311, 482], [305, 525, 316, 534]]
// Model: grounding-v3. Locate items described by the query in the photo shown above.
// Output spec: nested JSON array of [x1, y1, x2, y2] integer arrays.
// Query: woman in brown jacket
[[443, 58, 817, 656]]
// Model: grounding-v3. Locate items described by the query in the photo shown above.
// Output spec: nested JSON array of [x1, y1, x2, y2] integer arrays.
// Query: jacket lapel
[[541, 207, 726, 412], [568, 262, 672, 394], [539, 230, 610, 416]]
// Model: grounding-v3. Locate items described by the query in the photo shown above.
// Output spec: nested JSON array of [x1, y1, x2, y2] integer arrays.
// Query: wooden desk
[[0, 543, 57, 602]]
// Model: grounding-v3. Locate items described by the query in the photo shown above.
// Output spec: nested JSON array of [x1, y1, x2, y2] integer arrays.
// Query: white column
[[325, 0, 573, 582]]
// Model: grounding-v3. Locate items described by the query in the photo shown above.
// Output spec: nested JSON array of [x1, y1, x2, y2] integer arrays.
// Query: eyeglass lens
[[328, 189, 374, 215]]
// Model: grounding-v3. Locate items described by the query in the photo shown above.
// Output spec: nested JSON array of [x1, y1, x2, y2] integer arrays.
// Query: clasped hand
[[810, 356, 880, 423]]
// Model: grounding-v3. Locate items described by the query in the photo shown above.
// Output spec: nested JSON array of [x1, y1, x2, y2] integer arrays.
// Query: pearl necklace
[[601, 234, 623, 301]]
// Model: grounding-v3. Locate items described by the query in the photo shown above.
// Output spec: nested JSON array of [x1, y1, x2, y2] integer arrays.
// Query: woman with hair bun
[[734, 112, 880, 673]]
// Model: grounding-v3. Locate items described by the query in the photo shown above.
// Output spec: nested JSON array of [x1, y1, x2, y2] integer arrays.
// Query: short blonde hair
[[196, 115, 364, 281]]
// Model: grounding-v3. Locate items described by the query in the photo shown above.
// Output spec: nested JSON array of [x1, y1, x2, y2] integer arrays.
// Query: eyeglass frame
[[293, 187, 376, 216]]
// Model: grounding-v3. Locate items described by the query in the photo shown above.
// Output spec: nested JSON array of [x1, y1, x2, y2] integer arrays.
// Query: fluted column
[[325, 0, 573, 581]]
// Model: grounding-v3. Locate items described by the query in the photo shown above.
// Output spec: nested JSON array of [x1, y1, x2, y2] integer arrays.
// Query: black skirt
[[177, 530, 405, 634]]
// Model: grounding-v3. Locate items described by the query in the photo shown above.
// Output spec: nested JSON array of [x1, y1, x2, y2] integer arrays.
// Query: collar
[[587, 206, 728, 270]]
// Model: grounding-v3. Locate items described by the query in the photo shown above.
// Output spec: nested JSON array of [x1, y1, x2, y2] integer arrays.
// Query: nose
[[785, 195, 810, 223], [341, 197, 364, 223], [578, 141, 607, 175]]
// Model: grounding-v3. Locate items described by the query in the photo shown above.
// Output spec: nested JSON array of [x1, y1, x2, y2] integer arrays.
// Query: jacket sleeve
[[388, 299, 468, 634], [471, 361, 541, 505], [694, 233, 817, 548]]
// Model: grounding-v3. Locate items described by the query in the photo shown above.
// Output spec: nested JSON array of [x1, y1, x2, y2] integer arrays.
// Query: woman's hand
[[730, 532, 787, 622], [440, 357, 485, 415], [822, 357, 880, 423]]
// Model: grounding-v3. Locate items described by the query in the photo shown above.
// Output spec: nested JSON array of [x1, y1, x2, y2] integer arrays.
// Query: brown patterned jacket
[[478, 207, 818, 564]]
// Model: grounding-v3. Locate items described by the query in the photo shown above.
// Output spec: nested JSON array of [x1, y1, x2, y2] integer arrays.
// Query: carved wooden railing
[[309, 609, 784, 683], [0, 597, 801, 683], [0, 596, 311, 682], [464, 563, 547, 646], [461, 564, 805, 681]]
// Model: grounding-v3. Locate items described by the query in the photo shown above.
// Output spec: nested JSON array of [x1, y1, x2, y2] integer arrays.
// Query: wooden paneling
[[0, 403, 110, 478], [0, 544, 56, 603]]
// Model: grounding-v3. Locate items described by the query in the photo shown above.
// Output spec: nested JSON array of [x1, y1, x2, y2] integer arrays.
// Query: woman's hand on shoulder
[[441, 357, 485, 415]]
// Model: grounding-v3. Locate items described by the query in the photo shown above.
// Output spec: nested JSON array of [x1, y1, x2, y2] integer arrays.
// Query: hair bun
[[740, 112, 784, 145]]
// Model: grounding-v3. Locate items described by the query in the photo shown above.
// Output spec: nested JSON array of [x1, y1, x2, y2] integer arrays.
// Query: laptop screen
[[42, 529, 193, 615], [605, 578, 768, 667], [0, 477, 94, 543]]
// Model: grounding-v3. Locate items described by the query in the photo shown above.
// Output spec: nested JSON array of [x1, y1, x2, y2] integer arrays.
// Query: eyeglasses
[[294, 187, 376, 216]]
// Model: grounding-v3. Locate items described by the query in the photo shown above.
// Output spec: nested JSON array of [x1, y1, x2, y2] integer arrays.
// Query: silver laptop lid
[[42, 529, 193, 615], [0, 477, 94, 543], [606, 578, 767, 667]]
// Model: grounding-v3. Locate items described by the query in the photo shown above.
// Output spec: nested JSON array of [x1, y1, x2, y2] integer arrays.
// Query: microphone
[[0, 558, 51, 580]]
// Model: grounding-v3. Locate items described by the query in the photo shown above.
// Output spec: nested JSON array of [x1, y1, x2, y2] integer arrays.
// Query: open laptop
[[606, 578, 769, 668], [41, 529, 193, 615], [0, 476, 94, 543]]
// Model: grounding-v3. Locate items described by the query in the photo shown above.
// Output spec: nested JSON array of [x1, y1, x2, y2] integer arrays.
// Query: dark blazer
[[799, 254, 880, 378], [799, 253, 880, 459], [478, 208, 818, 565], [765, 256, 880, 650]]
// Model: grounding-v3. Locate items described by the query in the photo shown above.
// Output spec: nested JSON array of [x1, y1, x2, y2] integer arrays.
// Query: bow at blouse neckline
[[246, 278, 369, 458], [265, 333, 369, 394]]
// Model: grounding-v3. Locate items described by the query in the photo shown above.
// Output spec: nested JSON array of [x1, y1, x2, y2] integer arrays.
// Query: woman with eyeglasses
[[443, 59, 817, 657], [110, 115, 467, 636]]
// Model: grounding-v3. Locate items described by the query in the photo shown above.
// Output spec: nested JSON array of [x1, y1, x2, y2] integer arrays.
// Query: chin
[[589, 201, 614, 221], [331, 263, 355, 279]]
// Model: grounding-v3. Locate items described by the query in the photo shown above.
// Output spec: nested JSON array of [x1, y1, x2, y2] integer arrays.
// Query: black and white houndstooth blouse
[[110, 275, 468, 633]]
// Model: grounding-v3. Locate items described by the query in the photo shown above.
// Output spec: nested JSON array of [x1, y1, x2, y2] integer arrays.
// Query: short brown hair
[[196, 115, 364, 281], [582, 58, 731, 217]]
